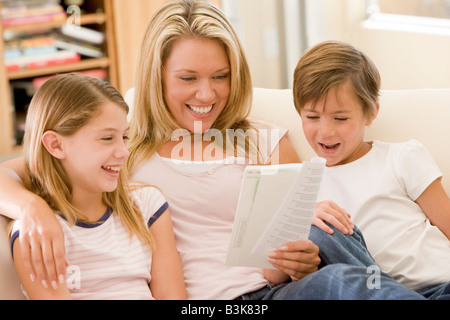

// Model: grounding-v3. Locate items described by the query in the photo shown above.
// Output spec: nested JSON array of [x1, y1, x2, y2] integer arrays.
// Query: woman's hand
[[313, 200, 354, 235], [19, 196, 66, 289], [0, 159, 66, 288], [267, 240, 320, 281]]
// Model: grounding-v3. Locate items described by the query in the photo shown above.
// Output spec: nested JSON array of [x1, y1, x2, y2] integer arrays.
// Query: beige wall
[[305, 0, 450, 90], [235, 0, 286, 89]]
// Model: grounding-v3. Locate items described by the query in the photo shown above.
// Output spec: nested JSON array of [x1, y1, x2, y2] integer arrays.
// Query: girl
[[293, 40, 450, 299], [10, 74, 186, 300]]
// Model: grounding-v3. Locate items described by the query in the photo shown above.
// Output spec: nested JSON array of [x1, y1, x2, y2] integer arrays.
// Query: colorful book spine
[[5, 50, 81, 70], [2, 11, 66, 27]]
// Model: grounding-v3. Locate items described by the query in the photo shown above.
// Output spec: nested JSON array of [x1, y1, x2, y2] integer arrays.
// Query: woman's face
[[162, 37, 231, 133]]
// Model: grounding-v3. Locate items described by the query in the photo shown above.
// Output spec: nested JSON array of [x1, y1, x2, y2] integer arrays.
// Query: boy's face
[[300, 81, 375, 167]]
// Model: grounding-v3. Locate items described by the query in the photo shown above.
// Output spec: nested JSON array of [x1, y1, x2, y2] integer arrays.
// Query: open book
[[226, 158, 326, 269]]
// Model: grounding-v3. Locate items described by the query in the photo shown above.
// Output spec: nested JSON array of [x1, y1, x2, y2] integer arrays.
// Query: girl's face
[[59, 103, 130, 197], [162, 37, 231, 133], [300, 81, 377, 167]]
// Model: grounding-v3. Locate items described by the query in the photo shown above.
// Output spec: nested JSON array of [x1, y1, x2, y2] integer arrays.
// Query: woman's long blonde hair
[[127, 0, 262, 173], [23, 74, 154, 248]]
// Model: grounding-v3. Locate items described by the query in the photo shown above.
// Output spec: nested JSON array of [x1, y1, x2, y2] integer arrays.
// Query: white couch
[[1, 87, 449, 299]]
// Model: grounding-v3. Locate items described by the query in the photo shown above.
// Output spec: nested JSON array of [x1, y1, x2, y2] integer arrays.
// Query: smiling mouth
[[320, 143, 341, 150], [187, 104, 213, 115], [101, 166, 121, 174]]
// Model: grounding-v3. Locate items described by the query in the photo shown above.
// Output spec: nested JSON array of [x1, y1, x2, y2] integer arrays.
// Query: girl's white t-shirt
[[11, 187, 168, 300], [318, 140, 450, 290]]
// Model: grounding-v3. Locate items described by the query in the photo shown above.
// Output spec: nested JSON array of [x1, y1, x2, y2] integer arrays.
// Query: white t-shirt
[[11, 186, 168, 300], [317, 140, 450, 290], [132, 121, 287, 299]]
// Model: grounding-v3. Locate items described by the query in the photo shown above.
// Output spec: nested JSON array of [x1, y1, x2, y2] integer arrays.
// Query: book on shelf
[[54, 34, 103, 58], [60, 24, 105, 45], [1, 1, 66, 27], [4, 35, 56, 60], [5, 49, 81, 71]]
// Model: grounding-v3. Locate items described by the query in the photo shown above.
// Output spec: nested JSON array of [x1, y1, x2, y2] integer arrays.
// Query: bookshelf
[[0, 0, 118, 155], [0, 0, 222, 157]]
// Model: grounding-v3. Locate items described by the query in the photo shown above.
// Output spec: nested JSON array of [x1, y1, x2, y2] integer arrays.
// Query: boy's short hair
[[293, 41, 381, 120]]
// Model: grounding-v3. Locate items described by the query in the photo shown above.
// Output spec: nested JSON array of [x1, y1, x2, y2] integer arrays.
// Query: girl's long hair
[[127, 0, 263, 174], [23, 74, 154, 248]]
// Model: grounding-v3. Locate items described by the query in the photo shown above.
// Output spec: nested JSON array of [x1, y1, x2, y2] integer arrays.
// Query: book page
[[225, 158, 325, 269], [251, 158, 326, 258]]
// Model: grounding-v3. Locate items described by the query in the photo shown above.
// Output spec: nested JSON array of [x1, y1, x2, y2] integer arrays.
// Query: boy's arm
[[416, 178, 450, 240], [13, 237, 72, 300], [148, 209, 187, 299], [0, 157, 66, 289]]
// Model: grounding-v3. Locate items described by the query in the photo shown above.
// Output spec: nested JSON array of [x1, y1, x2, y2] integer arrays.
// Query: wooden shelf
[[2, 13, 107, 32], [7, 57, 110, 80]]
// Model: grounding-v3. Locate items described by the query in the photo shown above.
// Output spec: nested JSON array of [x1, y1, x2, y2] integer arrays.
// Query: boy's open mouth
[[320, 143, 341, 150]]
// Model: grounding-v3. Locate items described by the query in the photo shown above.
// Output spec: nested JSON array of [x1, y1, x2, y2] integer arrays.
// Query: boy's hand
[[313, 200, 354, 235]]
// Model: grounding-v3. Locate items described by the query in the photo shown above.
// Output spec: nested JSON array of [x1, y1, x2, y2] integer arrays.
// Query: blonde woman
[[0, 0, 424, 300], [9, 74, 186, 300]]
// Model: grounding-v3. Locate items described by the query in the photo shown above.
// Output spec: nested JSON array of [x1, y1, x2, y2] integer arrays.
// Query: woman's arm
[[13, 237, 71, 300], [416, 178, 450, 240], [149, 209, 187, 299], [0, 157, 32, 220], [0, 157, 66, 288]]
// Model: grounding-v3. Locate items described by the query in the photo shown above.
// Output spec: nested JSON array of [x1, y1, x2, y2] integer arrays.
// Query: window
[[374, 0, 450, 19], [366, 0, 450, 36]]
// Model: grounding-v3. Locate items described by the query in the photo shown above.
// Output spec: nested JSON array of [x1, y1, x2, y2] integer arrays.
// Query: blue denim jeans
[[239, 225, 428, 300]]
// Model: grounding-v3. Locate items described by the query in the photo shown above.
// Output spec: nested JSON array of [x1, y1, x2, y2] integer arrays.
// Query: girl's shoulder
[[128, 183, 167, 220]]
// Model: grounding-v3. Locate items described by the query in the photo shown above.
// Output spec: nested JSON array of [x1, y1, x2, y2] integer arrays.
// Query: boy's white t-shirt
[[318, 140, 450, 290]]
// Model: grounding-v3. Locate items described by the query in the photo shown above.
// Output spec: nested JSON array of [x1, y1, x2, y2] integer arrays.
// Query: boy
[[293, 41, 450, 299]]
